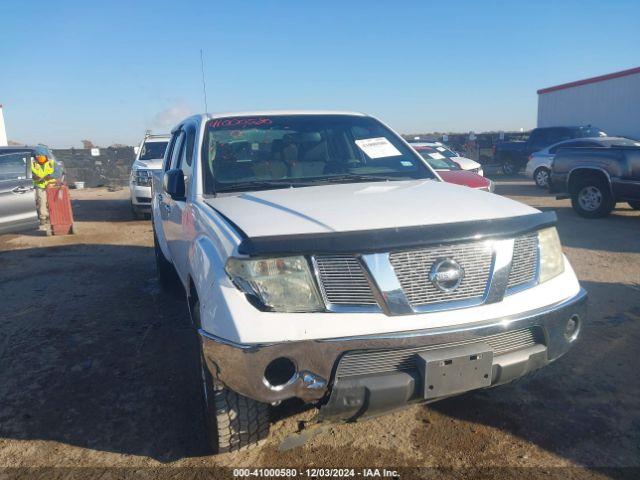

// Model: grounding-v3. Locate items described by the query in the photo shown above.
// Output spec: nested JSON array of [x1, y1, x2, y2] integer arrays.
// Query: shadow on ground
[[0, 244, 207, 462], [540, 206, 640, 255], [70, 195, 139, 223]]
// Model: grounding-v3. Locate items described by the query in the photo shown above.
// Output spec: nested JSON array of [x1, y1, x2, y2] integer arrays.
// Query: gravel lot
[[0, 179, 638, 478]]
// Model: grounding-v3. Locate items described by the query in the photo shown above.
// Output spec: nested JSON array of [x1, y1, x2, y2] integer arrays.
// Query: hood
[[205, 179, 537, 238], [437, 170, 490, 189], [133, 159, 163, 170]]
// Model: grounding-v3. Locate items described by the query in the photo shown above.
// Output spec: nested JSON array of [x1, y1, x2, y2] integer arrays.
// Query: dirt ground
[[1, 180, 639, 478]]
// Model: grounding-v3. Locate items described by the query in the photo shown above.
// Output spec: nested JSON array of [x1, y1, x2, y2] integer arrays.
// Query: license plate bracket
[[416, 343, 493, 399]]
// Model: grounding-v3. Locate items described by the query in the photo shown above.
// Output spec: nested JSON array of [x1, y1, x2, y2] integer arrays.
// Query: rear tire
[[191, 296, 270, 453], [570, 176, 615, 218], [533, 167, 550, 188], [628, 201, 640, 210], [153, 227, 181, 292]]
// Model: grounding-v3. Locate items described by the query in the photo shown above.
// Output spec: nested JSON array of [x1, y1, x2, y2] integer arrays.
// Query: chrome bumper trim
[[199, 288, 587, 404]]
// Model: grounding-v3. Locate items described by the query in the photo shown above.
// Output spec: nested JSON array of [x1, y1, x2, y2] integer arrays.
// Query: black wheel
[[533, 167, 550, 188], [191, 296, 270, 453], [501, 157, 517, 175], [628, 201, 640, 210], [570, 176, 615, 218], [153, 227, 181, 292]]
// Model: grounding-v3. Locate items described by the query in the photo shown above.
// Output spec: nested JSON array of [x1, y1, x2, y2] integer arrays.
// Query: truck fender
[[567, 167, 613, 195], [188, 235, 239, 340]]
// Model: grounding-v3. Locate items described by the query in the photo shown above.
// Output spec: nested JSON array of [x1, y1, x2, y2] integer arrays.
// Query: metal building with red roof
[[537, 66, 640, 140]]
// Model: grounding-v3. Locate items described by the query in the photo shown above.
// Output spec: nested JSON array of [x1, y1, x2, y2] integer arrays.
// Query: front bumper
[[200, 288, 586, 414], [130, 184, 152, 210]]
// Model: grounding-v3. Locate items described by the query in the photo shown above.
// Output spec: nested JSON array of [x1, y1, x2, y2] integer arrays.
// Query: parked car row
[[548, 143, 640, 218], [495, 125, 608, 175], [525, 136, 640, 188], [410, 143, 493, 192]]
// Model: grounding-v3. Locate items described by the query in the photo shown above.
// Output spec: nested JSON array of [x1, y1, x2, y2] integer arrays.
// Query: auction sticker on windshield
[[355, 137, 402, 159]]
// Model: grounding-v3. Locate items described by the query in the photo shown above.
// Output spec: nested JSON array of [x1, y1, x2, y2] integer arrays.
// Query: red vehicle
[[413, 145, 494, 192]]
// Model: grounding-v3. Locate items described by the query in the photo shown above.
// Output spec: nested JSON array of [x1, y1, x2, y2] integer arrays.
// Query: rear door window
[[0, 152, 30, 182]]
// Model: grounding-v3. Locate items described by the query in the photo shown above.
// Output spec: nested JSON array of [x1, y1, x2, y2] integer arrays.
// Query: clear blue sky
[[1, 0, 638, 147]]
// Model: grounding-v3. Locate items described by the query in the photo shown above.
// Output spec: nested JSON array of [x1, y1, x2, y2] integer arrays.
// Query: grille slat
[[508, 234, 539, 289], [315, 255, 378, 306], [336, 328, 538, 378], [389, 242, 493, 307]]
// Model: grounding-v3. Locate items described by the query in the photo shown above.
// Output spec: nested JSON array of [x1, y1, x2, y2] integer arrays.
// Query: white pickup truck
[[151, 111, 586, 453]]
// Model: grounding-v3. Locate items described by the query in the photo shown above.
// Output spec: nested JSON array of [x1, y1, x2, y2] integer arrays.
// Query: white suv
[[130, 134, 170, 219], [152, 111, 586, 453]]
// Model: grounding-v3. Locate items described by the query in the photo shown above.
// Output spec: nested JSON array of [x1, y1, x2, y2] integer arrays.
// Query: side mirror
[[163, 169, 185, 200]]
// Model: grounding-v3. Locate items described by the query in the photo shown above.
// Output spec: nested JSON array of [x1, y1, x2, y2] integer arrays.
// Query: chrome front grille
[[312, 233, 540, 313], [389, 242, 493, 307], [336, 328, 538, 378], [508, 234, 539, 289], [314, 255, 377, 306]]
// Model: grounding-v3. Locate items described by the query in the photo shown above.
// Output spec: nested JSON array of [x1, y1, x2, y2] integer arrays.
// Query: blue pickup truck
[[495, 125, 607, 175]]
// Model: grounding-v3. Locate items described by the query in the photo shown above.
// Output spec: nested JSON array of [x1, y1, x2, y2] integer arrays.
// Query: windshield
[[574, 126, 607, 137], [140, 141, 168, 160], [202, 115, 434, 193], [434, 145, 459, 158], [413, 146, 461, 170]]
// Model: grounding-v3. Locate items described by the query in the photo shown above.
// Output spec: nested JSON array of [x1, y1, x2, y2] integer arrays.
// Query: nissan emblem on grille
[[429, 258, 465, 292]]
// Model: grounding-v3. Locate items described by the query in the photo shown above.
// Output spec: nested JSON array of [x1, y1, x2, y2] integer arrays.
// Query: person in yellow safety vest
[[31, 154, 56, 227]]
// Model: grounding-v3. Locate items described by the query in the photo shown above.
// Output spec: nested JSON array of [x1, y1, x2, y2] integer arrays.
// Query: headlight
[[134, 169, 152, 186], [226, 256, 324, 312], [538, 227, 564, 283]]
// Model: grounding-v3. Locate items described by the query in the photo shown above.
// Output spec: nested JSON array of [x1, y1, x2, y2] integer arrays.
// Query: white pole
[[0, 105, 7, 147]]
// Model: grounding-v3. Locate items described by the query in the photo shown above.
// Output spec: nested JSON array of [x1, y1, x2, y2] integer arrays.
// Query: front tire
[[201, 365, 270, 453], [570, 177, 615, 218], [191, 296, 270, 453], [628, 201, 640, 210], [533, 167, 550, 188]]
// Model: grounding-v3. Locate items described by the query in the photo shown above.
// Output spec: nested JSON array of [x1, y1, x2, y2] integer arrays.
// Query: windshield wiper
[[215, 179, 298, 193], [214, 175, 414, 194], [319, 174, 406, 184]]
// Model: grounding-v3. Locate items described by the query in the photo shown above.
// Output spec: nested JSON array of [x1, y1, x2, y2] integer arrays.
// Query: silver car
[[526, 136, 640, 188], [0, 147, 46, 234]]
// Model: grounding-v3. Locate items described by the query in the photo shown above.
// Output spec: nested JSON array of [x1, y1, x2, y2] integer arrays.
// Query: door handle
[[12, 186, 32, 194]]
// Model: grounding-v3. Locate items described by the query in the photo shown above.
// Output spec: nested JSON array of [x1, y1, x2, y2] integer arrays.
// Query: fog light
[[264, 357, 297, 390], [565, 315, 580, 341]]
